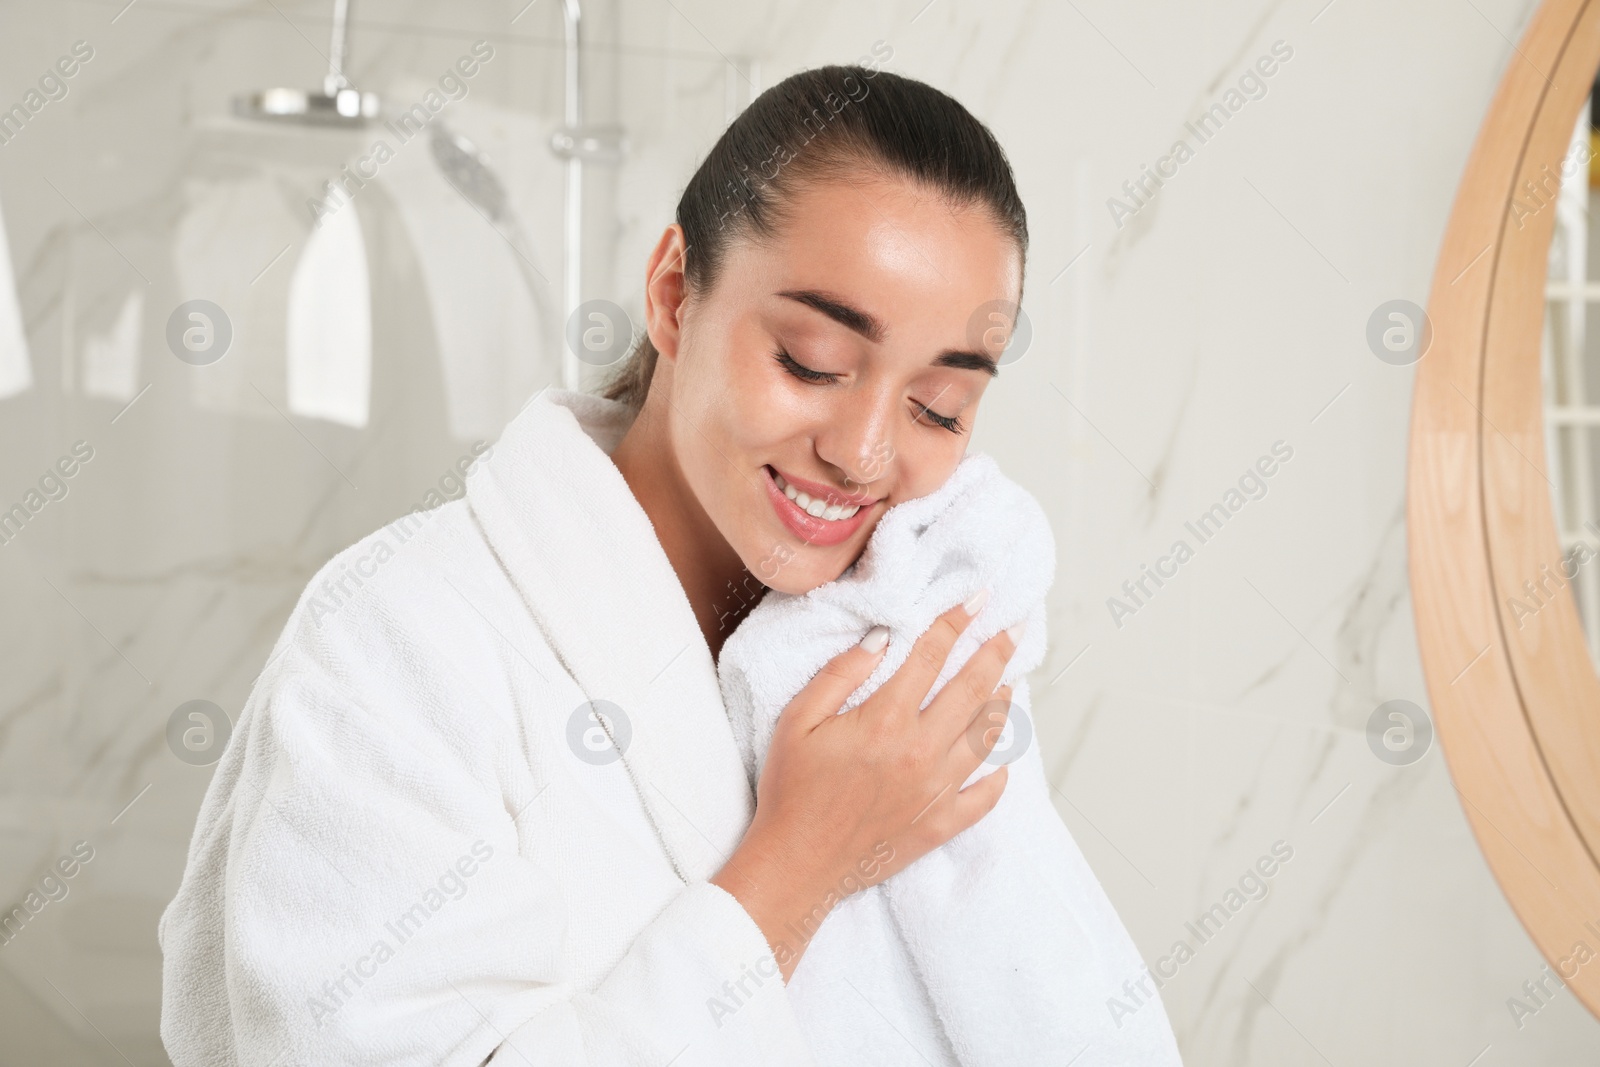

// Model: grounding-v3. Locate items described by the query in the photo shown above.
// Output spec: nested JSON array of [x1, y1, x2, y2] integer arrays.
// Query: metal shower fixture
[[548, 0, 628, 389], [233, 0, 380, 126]]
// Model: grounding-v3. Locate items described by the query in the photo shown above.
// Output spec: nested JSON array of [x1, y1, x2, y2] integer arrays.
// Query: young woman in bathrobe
[[159, 67, 1177, 1066]]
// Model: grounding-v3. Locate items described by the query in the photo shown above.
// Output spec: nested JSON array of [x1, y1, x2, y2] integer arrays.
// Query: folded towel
[[718, 452, 1184, 1067]]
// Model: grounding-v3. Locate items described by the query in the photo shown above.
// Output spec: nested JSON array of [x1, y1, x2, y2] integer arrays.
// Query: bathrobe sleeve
[[157, 564, 809, 1067]]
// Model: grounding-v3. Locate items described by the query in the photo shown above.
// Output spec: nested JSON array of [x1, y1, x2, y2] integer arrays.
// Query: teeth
[[771, 470, 862, 522]]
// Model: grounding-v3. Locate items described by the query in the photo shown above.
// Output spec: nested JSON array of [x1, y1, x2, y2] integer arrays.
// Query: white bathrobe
[[159, 389, 817, 1066]]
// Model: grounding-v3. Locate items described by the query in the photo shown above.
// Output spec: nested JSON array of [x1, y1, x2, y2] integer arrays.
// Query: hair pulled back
[[601, 63, 1028, 407]]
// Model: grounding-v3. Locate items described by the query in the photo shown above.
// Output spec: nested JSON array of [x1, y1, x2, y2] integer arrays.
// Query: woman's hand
[[710, 590, 1019, 980]]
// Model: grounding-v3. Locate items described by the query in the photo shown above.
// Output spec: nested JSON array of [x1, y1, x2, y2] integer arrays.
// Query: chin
[[762, 559, 844, 596], [745, 529, 872, 596]]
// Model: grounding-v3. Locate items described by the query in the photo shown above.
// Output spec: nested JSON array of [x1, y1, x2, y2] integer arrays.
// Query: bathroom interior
[[5, 0, 1600, 1062]]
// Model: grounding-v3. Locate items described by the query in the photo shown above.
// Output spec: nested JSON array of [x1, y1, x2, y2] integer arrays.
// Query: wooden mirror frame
[[1411, 0, 1600, 1018]]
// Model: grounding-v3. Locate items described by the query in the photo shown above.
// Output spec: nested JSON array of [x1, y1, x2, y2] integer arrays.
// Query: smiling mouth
[[771, 470, 862, 520], [761, 465, 879, 547]]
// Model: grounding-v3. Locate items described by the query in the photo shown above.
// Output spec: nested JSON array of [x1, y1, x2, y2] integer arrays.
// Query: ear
[[643, 224, 689, 363]]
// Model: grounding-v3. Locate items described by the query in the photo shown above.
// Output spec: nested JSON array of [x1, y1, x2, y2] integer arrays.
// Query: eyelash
[[774, 349, 836, 383], [773, 349, 964, 434], [917, 405, 963, 434]]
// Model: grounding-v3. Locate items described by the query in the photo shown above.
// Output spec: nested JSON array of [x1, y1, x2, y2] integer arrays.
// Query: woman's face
[[645, 173, 1023, 595]]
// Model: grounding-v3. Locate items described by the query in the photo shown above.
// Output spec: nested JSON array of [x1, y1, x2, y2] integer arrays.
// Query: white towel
[[0, 192, 33, 400], [63, 221, 146, 401], [287, 202, 372, 427], [81, 288, 144, 401], [170, 166, 312, 421], [718, 452, 1184, 1067]]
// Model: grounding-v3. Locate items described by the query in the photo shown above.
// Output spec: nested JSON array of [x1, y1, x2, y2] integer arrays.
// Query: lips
[[763, 465, 879, 547], [772, 470, 863, 520]]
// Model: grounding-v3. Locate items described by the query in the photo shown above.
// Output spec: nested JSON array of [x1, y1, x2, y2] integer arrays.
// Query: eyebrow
[[777, 289, 1001, 377]]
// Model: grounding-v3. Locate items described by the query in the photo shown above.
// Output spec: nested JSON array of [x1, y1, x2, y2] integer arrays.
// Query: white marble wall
[[1, 0, 1597, 1063]]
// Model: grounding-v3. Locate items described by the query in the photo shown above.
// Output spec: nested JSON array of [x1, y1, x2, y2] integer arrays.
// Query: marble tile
[[0, 0, 1596, 1063]]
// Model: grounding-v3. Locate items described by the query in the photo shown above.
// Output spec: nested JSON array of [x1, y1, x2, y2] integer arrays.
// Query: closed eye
[[774, 349, 839, 384], [913, 401, 963, 434], [777, 349, 964, 433], [912, 385, 963, 434]]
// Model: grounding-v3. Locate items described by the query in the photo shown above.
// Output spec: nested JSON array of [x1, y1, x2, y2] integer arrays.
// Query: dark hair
[[601, 64, 1029, 408]]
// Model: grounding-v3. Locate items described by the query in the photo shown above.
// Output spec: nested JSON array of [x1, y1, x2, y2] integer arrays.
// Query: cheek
[[692, 343, 813, 470], [886, 434, 968, 501], [666, 340, 781, 529]]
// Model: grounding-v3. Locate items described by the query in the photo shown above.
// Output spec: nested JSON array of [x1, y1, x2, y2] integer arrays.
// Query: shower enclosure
[[0, 3, 756, 1060]]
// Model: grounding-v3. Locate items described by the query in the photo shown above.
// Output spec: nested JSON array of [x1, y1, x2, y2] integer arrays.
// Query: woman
[[159, 66, 1167, 1066]]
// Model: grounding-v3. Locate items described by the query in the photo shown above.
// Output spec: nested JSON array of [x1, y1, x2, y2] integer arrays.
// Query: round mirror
[[1411, 0, 1600, 1021]]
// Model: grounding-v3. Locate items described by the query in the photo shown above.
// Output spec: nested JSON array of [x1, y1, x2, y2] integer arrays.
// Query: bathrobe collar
[[466, 387, 756, 884]]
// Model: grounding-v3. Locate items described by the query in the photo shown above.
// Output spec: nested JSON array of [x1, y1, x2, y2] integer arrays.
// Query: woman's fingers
[[775, 624, 891, 737], [921, 625, 1017, 743], [948, 684, 1013, 783], [928, 694, 1014, 835], [895, 686, 1014, 842], [872, 591, 987, 725], [949, 763, 1009, 832]]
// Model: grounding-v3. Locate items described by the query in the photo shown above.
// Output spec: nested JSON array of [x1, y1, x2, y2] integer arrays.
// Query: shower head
[[232, 0, 381, 127], [426, 123, 552, 328], [233, 86, 380, 126], [430, 127, 509, 225]]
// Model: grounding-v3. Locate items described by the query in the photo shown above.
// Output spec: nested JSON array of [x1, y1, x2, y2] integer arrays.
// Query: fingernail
[[859, 625, 890, 654], [1005, 620, 1027, 643], [962, 588, 990, 616]]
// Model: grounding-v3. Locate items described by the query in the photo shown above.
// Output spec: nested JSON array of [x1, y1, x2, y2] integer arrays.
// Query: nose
[[815, 384, 898, 492]]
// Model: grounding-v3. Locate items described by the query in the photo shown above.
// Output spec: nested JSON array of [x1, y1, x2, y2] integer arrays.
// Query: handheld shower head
[[428, 123, 552, 326], [429, 128, 510, 225]]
